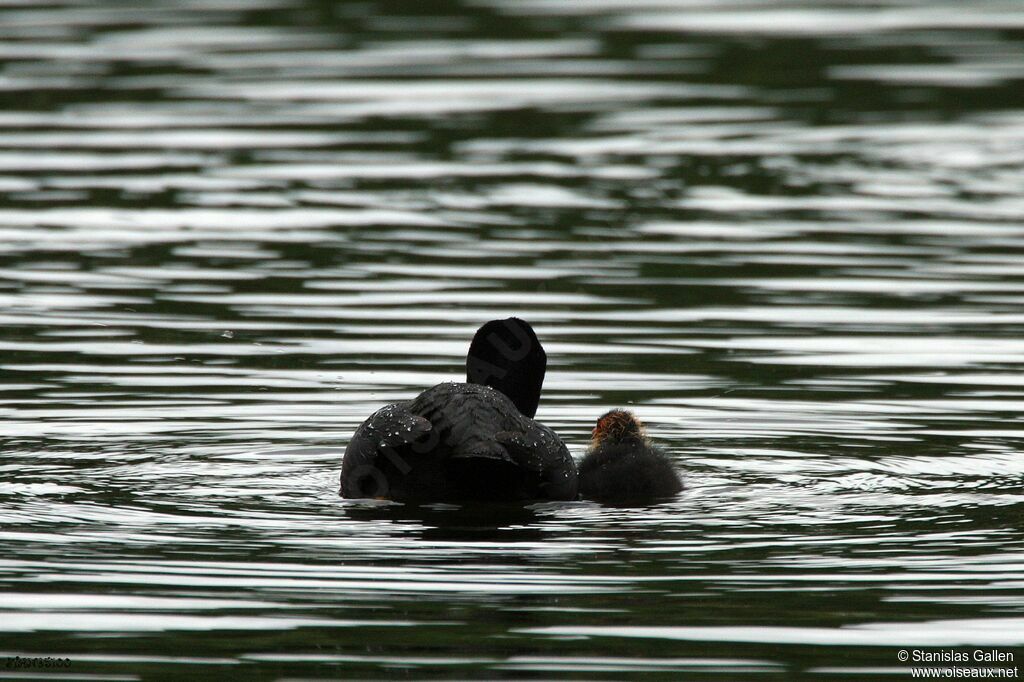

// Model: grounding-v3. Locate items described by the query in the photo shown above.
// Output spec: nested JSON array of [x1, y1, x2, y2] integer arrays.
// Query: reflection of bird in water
[[344, 500, 545, 542], [341, 318, 577, 504], [578, 410, 682, 506]]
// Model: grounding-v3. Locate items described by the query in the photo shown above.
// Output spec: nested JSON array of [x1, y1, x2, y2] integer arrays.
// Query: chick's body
[[578, 410, 682, 505]]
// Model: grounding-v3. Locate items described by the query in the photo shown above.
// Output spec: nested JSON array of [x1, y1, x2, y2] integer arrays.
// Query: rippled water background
[[3, 0, 1024, 679]]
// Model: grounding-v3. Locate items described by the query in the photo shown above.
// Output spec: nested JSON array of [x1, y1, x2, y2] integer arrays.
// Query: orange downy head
[[591, 409, 646, 447]]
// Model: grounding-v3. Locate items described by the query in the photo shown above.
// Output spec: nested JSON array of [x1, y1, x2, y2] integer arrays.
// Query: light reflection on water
[[1, 0, 1024, 678]]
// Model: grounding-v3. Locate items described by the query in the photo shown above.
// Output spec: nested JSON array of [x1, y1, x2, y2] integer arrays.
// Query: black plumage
[[341, 319, 577, 503]]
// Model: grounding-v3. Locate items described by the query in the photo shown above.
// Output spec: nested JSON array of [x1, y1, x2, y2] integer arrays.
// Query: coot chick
[[578, 410, 682, 505], [340, 318, 577, 503]]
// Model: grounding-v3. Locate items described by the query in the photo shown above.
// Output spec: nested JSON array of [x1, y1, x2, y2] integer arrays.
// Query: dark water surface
[[3, 0, 1024, 679]]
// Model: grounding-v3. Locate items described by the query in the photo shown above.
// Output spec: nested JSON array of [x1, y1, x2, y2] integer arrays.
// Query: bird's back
[[407, 383, 522, 460], [578, 441, 682, 505], [342, 382, 576, 502]]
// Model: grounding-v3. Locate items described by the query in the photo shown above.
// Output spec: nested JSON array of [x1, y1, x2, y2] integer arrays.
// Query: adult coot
[[340, 318, 577, 503], [578, 409, 682, 505]]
